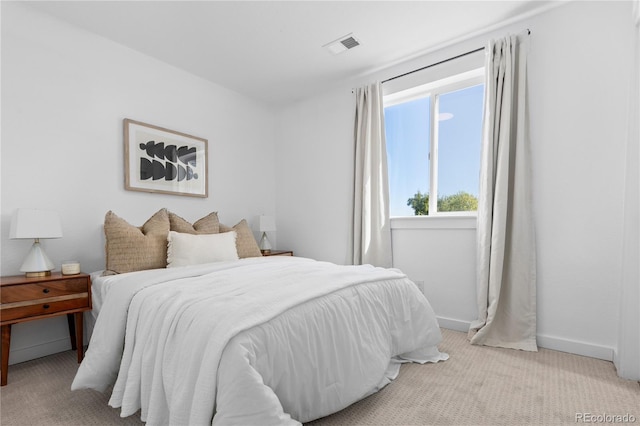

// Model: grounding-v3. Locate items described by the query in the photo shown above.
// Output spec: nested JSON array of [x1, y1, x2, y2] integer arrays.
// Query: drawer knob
[[43, 304, 50, 309], [43, 288, 50, 294]]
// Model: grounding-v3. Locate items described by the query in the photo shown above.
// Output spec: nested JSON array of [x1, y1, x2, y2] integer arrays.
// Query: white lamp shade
[[258, 215, 276, 232], [10, 208, 63, 239]]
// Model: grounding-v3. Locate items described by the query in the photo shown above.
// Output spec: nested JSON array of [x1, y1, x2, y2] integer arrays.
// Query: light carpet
[[1, 329, 638, 425]]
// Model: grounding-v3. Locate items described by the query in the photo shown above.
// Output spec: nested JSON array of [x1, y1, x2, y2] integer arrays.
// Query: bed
[[71, 209, 448, 425]]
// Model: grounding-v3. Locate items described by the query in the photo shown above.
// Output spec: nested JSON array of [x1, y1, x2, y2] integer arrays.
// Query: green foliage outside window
[[407, 191, 430, 215], [407, 190, 478, 215]]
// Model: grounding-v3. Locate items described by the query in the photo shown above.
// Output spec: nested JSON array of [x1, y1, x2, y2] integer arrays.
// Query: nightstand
[[262, 250, 293, 256], [0, 272, 92, 386]]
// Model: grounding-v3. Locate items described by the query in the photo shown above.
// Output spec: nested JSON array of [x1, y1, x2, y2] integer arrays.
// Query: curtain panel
[[352, 82, 393, 268], [469, 34, 537, 351]]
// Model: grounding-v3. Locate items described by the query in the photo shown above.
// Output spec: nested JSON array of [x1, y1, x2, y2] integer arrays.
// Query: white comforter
[[72, 256, 447, 425]]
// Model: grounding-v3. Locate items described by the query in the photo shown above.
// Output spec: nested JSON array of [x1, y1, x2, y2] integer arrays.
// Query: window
[[384, 67, 484, 217]]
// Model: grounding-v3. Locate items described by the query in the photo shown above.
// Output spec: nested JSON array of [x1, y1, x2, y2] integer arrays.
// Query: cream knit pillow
[[167, 231, 238, 267]]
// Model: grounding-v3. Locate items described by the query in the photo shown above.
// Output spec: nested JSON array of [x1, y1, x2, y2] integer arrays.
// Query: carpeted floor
[[1, 329, 638, 425]]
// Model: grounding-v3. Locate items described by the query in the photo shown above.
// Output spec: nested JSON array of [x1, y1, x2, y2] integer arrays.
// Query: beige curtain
[[616, 0, 640, 380], [352, 82, 392, 268], [469, 34, 537, 351]]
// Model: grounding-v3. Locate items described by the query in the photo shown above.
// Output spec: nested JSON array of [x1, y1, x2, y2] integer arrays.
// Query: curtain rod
[[382, 47, 484, 84], [382, 29, 531, 84]]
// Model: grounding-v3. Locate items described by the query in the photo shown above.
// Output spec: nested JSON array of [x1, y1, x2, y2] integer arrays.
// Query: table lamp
[[258, 215, 276, 254], [10, 208, 63, 277]]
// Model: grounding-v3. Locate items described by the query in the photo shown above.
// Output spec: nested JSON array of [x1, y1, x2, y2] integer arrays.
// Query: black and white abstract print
[[138, 140, 199, 182], [124, 119, 208, 197]]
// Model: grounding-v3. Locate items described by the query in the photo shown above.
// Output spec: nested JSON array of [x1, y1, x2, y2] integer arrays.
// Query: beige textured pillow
[[219, 219, 262, 258], [169, 211, 219, 234], [104, 209, 170, 274]]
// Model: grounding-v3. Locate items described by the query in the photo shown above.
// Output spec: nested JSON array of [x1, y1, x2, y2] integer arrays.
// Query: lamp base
[[25, 271, 52, 278], [259, 232, 272, 254], [20, 240, 55, 278]]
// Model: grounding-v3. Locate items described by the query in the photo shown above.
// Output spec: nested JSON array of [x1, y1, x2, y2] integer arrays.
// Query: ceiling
[[25, 1, 557, 106]]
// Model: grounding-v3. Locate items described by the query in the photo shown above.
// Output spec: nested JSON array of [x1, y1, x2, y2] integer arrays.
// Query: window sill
[[390, 215, 477, 230]]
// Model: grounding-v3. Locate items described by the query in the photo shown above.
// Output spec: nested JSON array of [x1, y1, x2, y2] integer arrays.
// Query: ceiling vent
[[323, 33, 361, 55]]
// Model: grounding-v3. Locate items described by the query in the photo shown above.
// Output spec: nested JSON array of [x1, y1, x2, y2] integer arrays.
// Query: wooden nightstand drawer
[[1, 272, 92, 385], [1, 280, 87, 303], [1, 294, 89, 322]]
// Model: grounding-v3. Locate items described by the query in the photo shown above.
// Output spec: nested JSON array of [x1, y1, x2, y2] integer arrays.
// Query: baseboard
[[537, 334, 614, 361], [437, 316, 472, 333], [437, 317, 614, 361], [8, 337, 71, 365]]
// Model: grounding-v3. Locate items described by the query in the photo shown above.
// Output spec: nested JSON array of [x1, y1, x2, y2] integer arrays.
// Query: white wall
[[1, 3, 277, 363], [616, 0, 640, 380], [275, 89, 355, 265], [526, 1, 631, 359], [276, 1, 635, 361]]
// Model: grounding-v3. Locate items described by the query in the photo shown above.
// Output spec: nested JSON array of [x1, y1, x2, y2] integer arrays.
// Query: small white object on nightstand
[[257, 215, 276, 254]]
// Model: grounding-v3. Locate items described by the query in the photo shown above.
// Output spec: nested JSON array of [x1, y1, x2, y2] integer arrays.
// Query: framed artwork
[[124, 119, 208, 198]]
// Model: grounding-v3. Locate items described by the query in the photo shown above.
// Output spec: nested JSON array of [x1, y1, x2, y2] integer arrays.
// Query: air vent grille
[[340, 37, 360, 50], [323, 33, 361, 55]]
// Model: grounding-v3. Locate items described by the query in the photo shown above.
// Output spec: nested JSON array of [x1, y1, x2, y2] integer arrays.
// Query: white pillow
[[167, 230, 239, 267]]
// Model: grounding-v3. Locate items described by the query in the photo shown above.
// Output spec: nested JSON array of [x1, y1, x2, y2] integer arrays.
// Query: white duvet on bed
[[72, 256, 447, 425]]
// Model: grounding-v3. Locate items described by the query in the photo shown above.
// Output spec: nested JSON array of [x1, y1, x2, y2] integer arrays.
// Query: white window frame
[[384, 67, 484, 218]]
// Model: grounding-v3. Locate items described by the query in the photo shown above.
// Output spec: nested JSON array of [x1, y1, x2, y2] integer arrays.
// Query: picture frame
[[124, 119, 208, 198]]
